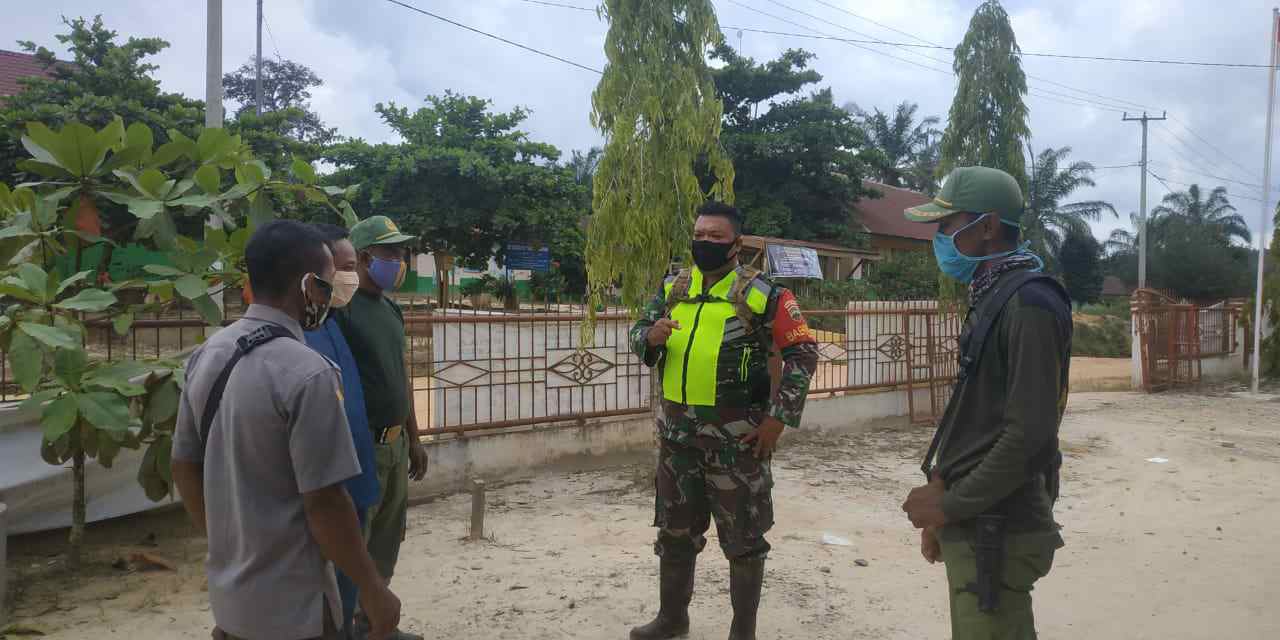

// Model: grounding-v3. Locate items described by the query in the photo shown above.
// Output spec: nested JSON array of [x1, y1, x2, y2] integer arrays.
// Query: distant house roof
[[1101, 275, 1133, 297], [0, 49, 55, 98], [854, 180, 934, 243]]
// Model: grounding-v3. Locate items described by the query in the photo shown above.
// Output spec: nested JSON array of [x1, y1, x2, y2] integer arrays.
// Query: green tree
[[710, 45, 873, 243], [222, 57, 334, 143], [1058, 230, 1103, 305], [222, 57, 337, 169], [864, 250, 940, 299], [1258, 203, 1280, 376], [326, 92, 581, 271], [587, 0, 733, 315], [1150, 183, 1251, 245], [1024, 146, 1116, 267], [938, 0, 1030, 188], [854, 101, 941, 194], [0, 16, 205, 184], [1, 117, 357, 570]]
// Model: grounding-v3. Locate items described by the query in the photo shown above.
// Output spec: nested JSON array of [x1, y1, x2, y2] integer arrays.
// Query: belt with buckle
[[375, 425, 403, 444]]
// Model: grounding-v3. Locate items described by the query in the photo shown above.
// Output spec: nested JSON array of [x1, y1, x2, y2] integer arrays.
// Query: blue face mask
[[932, 215, 1027, 284], [367, 256, 405, 291]]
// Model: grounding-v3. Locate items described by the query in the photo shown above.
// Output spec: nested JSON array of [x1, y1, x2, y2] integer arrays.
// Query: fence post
[[469, 479, 486, 541]]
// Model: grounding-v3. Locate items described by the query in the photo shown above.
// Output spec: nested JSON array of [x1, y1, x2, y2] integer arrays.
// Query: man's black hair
[[696, 200, 744, 236], [312, 223, 350, 251], [246, 220, 330, 299]]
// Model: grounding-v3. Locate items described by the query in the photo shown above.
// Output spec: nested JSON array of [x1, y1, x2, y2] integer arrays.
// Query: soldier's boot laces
[[727, 555, 765, 640], [630, 557, 695, 640]]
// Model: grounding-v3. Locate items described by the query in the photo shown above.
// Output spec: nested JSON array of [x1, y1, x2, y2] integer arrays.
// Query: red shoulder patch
[[772, 290, 815, 347]]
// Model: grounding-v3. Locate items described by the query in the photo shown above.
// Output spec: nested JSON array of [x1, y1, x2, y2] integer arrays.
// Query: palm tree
[[1103, 213, 1141, 258], [853, 101, 941, 192], [1149, 183, 1250, 245], [1023, 146, 1117, 268]]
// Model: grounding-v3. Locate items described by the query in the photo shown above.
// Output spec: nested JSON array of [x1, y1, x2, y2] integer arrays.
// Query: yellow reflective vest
[[661, 267, 770, 406]]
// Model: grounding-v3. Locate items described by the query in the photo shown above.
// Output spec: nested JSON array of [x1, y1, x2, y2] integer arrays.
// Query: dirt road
[[5, 389, 1278, 639]]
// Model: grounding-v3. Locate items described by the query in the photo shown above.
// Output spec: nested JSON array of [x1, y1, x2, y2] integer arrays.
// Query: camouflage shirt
[[630, 268, 818, 446]]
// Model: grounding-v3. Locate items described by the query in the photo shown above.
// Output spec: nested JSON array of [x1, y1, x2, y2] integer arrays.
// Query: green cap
[[350, 215, 415, 251], [904, 166, 1025, 224]]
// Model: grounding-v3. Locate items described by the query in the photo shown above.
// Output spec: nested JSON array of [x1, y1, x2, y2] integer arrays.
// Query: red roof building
[[854, 180, 934, 255], [0, 49, 55, 99]]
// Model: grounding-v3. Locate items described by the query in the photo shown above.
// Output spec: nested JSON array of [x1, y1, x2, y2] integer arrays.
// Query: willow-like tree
[[586, 0, 735, 320], [937, 0, 1030, 188]]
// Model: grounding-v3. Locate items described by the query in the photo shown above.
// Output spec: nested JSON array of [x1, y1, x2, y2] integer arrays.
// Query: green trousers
[[939, 528, 1063, 640], [363, 436, 409, 581]]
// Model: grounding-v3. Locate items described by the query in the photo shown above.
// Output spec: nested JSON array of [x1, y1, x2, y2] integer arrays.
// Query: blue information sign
[[506, 243, 552, 272]]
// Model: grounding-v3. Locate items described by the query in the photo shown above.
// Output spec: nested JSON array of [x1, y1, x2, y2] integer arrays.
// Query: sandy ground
[[5, 387, 1279, 639]]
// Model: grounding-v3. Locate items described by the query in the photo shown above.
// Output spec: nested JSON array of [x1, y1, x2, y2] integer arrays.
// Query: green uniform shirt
[[333, 289, 410, 431], [936, 272, 1072, 535]]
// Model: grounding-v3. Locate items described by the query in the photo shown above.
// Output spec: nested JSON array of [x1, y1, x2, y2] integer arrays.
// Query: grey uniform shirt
[[172, 305, 360, 640]]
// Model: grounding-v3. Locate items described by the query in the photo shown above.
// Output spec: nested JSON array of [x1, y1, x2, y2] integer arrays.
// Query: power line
[[509, 0, 1260, 182], [806, 0, 940, 48], [723, 0, 957, 79], [1163, 117, 1260, 182], [1150, 170, 1266, 203], [262, 10, 284, 61], [511, 0, 1176, 116], [384, 0, 602, 74], [1152, 126, 1261, 190], [517, 0, 594, 12], [1147, 160, 1277, 194], [726, 2, 1148, 116]]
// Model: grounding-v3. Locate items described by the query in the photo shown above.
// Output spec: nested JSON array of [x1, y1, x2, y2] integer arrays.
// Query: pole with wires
[[1123, 111, 1168, 289], [256, 0, 264, 116], [1252, 8, 1278, 394]]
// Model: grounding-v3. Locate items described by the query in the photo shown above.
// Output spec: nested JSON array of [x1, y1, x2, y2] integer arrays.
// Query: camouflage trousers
[[653, 432, 775, 561]]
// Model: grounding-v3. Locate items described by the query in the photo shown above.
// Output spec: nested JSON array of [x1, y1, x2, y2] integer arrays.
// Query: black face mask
[[691, 240, 736, 272]]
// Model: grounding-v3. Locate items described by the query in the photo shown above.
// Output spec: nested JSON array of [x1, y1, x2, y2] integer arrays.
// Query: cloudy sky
[[4, 0, 1278, 245]]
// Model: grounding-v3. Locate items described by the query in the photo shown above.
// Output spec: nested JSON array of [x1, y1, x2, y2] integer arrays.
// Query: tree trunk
[[68, 450, 86, 572]]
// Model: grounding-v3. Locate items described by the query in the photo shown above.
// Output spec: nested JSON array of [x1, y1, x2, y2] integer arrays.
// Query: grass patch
[[1074, 316, 1130, 357]]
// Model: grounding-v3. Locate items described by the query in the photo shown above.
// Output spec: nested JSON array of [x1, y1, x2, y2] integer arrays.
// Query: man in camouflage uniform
[[628, 201, 818, 640]]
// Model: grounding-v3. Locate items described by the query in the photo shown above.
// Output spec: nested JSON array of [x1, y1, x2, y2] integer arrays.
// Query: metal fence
[[1132, 291, 1241, 393], [3, 298, 964, 432], [409, 300, 963, 435]]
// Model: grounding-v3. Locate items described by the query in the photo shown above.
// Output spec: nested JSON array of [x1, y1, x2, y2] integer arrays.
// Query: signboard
[[506, 243, 552, 272], [766, 244, 823, 279]]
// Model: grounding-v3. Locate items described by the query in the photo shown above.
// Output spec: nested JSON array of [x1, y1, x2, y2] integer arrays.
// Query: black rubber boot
[[630, 557, 695, 639], [727, 555, 765, 640]]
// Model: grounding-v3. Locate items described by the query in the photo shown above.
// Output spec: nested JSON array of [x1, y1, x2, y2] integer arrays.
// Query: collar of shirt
[[243, 303, 305, 340]]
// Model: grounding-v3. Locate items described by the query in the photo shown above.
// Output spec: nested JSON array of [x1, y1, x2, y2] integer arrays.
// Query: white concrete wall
[[414, 388, 923, 498], [2, 386, 926, 535]]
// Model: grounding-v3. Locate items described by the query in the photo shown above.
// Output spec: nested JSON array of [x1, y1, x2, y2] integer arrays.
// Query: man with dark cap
[[331, 216, 426, 640], [899, 166, 1071, 640]]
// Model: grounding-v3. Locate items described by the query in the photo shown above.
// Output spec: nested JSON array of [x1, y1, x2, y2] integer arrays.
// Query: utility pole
[[1252, 8, 1278, 394], [1122, 111, 1167, 289], [206, 0, 225, 313], [206, 0, 223, 129], [255, 0, 264, 116]]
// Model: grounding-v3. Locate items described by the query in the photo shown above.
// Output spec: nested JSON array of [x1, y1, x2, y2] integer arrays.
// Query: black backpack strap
[[921, 271, 1067, 478], [198, 323, 296, 449]]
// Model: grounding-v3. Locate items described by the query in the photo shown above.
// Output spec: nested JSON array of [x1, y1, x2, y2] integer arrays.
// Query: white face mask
[[330, 270, 360, 308]]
